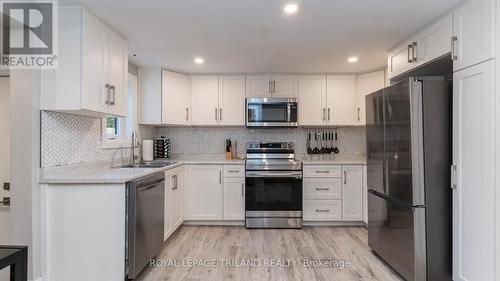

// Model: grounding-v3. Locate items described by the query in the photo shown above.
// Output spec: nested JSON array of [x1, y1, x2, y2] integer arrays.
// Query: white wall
[[10, 70, 41, 280], [0, 76, 10, 281]]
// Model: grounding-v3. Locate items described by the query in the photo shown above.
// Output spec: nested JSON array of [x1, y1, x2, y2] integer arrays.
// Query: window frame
[[101, 72, 138, 149]]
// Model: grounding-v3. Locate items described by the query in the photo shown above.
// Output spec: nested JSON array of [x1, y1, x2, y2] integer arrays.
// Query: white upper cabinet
[[272, 75, 299, 98], [191, 75, 219, 125], [387, 42, 414, 79], [356, 70, 386, 125], [326, 75, 357, 126], [219, 76, 246, 126], [413, 14, 452, 67], [246, 74, 298, 98], [246, 75, 272, 98], [41, 6, 128, 117], [452, 0, 495, 72], [387, 12, 452, 79], [298, 75, 327, 126], [162, 70, 191, 125]]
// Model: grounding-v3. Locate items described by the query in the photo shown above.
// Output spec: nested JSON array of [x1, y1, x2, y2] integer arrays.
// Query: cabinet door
[[271, 75, 298, 98], [342, 165, 363, 221], [387, 43, 413, 79], [298, 75, 327, 126], [191, 75, 219, 125], [138, 67, 162, 125], [162, 70, 190, 125], [453, 0, 494, 72], [356, 70, 385, 125], [452, 61, 495, 281], [81, 10, 107, 114], [219, 76, 246, 126], [172, 168, 185, 230], [327, 75, 357, 126], [186, 165, 223, 220], [246, 75, 271, 98], [223, 178, 245, 221], [414, 13, 452, 67], [164, 172, 173, 240], [106, 30, 128, 117]]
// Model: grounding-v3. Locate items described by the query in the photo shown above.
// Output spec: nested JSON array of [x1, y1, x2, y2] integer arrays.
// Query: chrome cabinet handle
[[268, 80, 272, 93], [186, 108, 189, 121], [219, 171, 222, 184], [219, 108, 222, 121], [109, 85, 116, 105], [450, 165, 457, 189], [272, 80, 276, 94], [215, 108, 218, 121], [412, 42, 418, 62], [315, 170, 330, 174], [315, 188, 330, 191], [172, 175, 178, 190], [104, 84, 111, 105], [357, 107, 361, 121], [407, 44, 413, 63], [228, 170, 240, 173], [328, 108, 331, 121], [241, 183, 244, 197], [344, 171, 347, 184], [323, 108, 326, 121], [315, 209, 330, 213], [451, 36, 458, 60]]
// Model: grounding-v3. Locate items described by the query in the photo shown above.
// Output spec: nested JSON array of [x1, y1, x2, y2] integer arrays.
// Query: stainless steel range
[[245, 142, 303, 229]]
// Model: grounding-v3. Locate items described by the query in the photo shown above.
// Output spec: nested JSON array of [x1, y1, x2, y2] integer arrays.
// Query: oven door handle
[[246, 171, 302, 179]]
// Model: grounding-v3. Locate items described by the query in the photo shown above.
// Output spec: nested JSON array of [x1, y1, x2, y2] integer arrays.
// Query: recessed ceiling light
[[194, 57, 204, 64], [348, 57, 359, 63], [284, 4, 298, 14]]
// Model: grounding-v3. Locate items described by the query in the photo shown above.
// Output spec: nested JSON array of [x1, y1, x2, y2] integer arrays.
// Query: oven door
[[246, 98, 298, 127], [245, 170, 302, 216]]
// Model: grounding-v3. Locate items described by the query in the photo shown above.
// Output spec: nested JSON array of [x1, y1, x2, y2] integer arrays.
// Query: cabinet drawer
[[303, 200, 342, 221], [223, 165, 245, 178], [303, 165, 341, 178], [304, 178, 342, 200]]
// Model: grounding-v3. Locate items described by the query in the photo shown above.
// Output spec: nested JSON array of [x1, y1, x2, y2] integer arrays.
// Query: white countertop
[[298, 153, 366, 164], [39, 153, 365, 184]]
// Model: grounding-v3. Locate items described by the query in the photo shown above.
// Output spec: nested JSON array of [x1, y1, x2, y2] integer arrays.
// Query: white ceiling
[[60, 0, 463, 73]]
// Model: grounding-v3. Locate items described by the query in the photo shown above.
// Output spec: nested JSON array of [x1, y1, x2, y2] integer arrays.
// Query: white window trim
[[101, 73, 138, 149]]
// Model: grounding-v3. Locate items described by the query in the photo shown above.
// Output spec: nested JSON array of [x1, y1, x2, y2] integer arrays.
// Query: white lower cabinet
[[303, 164, 364, 223], [223, 178, 245, 220], [185, 165, 223, 220], [303, 200, 342, 221], [164, 166, 185, 241], [342, 165, 363, 221]]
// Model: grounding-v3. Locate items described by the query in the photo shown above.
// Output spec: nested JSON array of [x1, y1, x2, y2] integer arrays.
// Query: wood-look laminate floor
[[136, 226, 403, 281]]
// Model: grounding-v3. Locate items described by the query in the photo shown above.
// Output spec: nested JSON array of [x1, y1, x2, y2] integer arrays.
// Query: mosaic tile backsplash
[[41, 110, 366, 167], [157, 126, 366, 155], [41, 111, 133, 167]]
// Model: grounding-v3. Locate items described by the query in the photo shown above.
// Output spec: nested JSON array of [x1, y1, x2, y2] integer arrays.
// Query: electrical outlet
[[3, 182, 9, 190], [1, 197, 9, 206]]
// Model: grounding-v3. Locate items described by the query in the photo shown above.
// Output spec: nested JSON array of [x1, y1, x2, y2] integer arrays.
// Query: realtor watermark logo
[[0, 0, 58, 69]]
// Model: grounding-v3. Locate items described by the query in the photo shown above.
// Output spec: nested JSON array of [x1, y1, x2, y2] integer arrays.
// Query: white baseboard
[[302, 221, 365, 227], [182, 220, 245, 226]]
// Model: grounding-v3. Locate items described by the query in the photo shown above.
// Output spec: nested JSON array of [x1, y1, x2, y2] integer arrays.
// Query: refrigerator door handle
[[410, 80, 426, 206], [450, 165, 457, 189]]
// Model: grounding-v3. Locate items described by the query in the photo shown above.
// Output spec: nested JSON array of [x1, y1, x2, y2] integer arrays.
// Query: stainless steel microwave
[[246, 98, 298, 128]]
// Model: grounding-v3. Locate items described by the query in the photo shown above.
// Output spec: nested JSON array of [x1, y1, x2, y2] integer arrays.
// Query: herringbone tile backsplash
[[41, 110, 366, 167], [157, 126, 366, 155]]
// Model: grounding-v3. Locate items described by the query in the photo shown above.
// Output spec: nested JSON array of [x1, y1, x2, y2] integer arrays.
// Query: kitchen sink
[[119, 162, 177, 168]]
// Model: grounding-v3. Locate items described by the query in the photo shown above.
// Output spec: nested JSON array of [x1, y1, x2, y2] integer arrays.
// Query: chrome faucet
[[130, 130, 140, 165]]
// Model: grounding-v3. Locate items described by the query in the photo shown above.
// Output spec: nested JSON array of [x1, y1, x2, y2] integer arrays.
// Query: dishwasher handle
[[137, 179, 165, 191]]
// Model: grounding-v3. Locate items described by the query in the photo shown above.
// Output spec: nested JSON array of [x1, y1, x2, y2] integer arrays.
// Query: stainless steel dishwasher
[[126, 172, 165, 279]]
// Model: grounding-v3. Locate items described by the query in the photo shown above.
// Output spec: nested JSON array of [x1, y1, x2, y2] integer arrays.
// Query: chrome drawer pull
[[315, 188, 330, 191], [315, 209, 330, 213], [228, 170, 240, 173], [315, 171, 330, 174]]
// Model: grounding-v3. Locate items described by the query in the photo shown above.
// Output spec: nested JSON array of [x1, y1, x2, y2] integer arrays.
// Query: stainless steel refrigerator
[[366, 78, 452, 281]]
